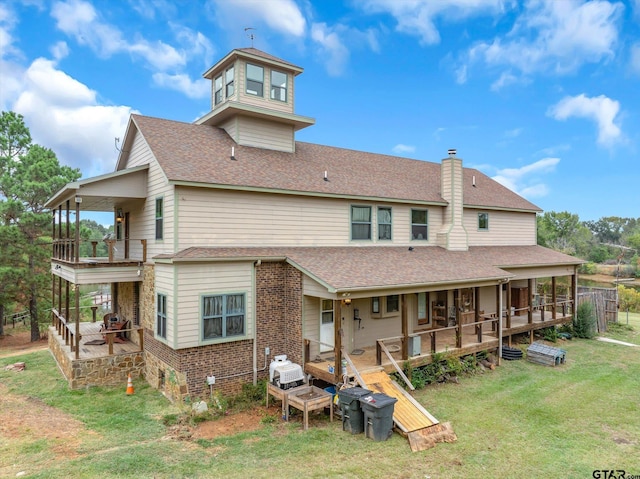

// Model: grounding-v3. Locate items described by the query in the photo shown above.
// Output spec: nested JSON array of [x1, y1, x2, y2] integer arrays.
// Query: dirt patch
[[0, 330, 49, 358], [192, 405, 284, 440], [0, 383, 95, 458]]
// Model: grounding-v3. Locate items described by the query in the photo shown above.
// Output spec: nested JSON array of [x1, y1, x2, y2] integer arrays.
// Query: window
[[155, 198, 163, 240], [351, 206, 372, 240], [214, 74, 223, 105], [225, 66, 235, 97], [202, 294, 245, 340], [372, 297, 380, 314], [270, 70, 287, 101], [321, 299, 333, 326], [246, 64, 263, 96], [417, 292, 428, 325], [156, 293, 167, 339], [478, 212, 489, 231], [386, 295, 399, 313], [378, 207, 392, 240], [411, 209, 428, 240]]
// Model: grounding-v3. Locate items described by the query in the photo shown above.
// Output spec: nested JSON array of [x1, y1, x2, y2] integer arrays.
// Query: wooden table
[[285, 385, 333, 430]]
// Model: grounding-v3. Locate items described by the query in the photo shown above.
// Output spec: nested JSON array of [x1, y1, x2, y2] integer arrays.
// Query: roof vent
[[447, 149, 456, 157]]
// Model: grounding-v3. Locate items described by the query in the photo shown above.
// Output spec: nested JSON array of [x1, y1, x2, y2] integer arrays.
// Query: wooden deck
[[51, 320, 141, 360], [304, 310, 571, 384]]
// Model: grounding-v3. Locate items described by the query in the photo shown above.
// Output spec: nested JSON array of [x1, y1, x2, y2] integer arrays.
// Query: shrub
[[542, 327, 559, 342], [618, 285, 640, 313], [573, 301, 597, 339], [578, 262, 597, 275]]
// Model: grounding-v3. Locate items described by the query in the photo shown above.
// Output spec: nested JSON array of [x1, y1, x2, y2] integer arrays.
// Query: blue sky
[[1, 0, 639, 222]]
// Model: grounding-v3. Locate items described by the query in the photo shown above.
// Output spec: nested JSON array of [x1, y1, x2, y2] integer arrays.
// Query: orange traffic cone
[[126, 373, 134, 395]]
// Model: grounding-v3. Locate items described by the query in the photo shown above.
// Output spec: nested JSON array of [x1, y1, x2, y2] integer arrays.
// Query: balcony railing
[[53, 238, 147, 263]]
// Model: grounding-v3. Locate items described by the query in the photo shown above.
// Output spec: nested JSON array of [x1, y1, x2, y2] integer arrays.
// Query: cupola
[[195, 48, 315, 153]]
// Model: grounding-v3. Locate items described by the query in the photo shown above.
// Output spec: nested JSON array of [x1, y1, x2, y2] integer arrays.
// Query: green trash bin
[[337, 386, 371, 434], [359, 393, 398, 441]]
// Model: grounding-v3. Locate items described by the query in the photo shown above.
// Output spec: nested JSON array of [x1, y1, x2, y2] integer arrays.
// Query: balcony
[[52, 238, 147, 285]]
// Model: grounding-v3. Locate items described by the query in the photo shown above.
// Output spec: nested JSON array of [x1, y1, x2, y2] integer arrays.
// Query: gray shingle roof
[[130, 114, 541, 211], [155, 245, 581, 292]]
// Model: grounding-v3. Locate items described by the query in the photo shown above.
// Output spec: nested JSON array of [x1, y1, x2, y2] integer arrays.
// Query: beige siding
[[303, 296, 321, 358], [122, 131, 174, 259], [302, 275, 333, 298], [174, 262, 254, 349], [352, 298, 402, 349], [123, 131, 154, 168], [438, 158, 468, 251], [236, 116, 294, 152], [176, 188, 445, 248], [237, 59, 294, 114], [464, 209, 537, 246], [504, 265, 576, 280], [218, 117, 238, 142], [154, 263, 175, 346]]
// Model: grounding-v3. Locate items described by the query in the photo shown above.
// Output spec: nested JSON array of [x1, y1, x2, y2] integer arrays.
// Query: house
[[46, 48, 582, 401]]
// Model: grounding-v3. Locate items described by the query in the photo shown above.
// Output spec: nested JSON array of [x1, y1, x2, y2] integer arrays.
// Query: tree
[[0, 111, 80, 341], [537, 211, 592, 257]]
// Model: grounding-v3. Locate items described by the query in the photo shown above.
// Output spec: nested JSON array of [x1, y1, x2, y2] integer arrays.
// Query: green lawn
[[2, 328, 640, 479]]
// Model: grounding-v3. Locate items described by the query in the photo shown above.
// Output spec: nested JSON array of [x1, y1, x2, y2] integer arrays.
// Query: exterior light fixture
[[116, 209, 124, 223]]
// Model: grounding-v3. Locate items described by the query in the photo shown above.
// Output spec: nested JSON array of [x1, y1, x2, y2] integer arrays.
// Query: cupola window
[[270, 70, 287, 102], [225, 66, 235, 97], [214, 75, 223, 105], [246, 63, 264, 96]]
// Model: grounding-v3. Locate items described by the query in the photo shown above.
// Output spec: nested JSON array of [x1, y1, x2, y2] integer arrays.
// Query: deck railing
[[52, 238, 147, 263], [51, 308, 143, 360]]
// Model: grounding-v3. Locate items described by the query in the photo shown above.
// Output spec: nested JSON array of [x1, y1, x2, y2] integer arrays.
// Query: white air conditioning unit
[[408, 336, 421, 356]]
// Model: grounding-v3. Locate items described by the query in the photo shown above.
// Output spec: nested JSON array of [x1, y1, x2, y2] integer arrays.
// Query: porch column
[[401, 294, 408, 360], [74, 284, 80, 359], [495, 285, 500, 332], [528, 278, 534, 344], [474, 287, 480, 321], [66, 200, 71, 260], [333, 300, 342, 383], [57, 205, 63, 260], [74, 198, 80, 263], [551, 276, 557, 320], [65, 281, 70, 322], [455, 290, 462, 348], [506, 284, 512, 329], [571, 269, 578, 318]]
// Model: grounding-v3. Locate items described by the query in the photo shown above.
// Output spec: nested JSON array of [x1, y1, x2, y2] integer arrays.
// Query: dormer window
[[270, 70, 287, 102], [225, 66, 235, 97], [246, 64, 264, 96], [214, 75, 223, 105]]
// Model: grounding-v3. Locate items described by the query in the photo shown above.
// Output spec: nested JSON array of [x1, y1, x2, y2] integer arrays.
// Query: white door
[[320, 299, 334, 353]]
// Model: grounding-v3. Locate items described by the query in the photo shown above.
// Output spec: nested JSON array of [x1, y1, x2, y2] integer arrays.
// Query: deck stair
[[360, 370, 456, 451]]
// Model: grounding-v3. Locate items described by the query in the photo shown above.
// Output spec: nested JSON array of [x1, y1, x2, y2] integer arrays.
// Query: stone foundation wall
[[49, 326, 145, 389]]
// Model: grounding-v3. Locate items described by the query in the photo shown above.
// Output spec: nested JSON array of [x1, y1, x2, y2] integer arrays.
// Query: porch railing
[[51, 308, 143, 360], [52, 238, 147, 263]]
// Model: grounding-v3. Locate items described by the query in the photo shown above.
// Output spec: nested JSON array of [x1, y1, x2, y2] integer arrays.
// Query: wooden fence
[[577, 286, 618, 332]]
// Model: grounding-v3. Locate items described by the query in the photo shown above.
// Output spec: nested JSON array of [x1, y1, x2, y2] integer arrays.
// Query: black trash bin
[[359, 393, 398, 441], [337, 387, 371, 434]]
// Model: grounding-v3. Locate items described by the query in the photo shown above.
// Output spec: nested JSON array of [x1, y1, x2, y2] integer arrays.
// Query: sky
[[1, 0, 639, 223]]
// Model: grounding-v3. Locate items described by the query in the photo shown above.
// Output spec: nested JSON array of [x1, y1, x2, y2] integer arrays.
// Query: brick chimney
[[437, 149, 468, 251]]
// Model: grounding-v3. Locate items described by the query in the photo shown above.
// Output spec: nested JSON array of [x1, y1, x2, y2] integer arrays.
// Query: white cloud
[[503, 127, 522, 138], [490, 71, 518, 91], [11, 57, 135, 177], [359, 0, 510, 45], [392, 144, 416, 154], [311, 22, 349, 77], [152, 73, 210, 99], [548, 93, 622, 147], [51, 0, 187, 71], [50, 40, 69, 60], [492, 157, 560, 198], [211, 0, 306, 37], [464, 0, 623, 83]]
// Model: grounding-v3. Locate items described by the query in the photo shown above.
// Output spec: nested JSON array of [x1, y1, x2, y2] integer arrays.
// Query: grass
[[2, 328, 640, 479]]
